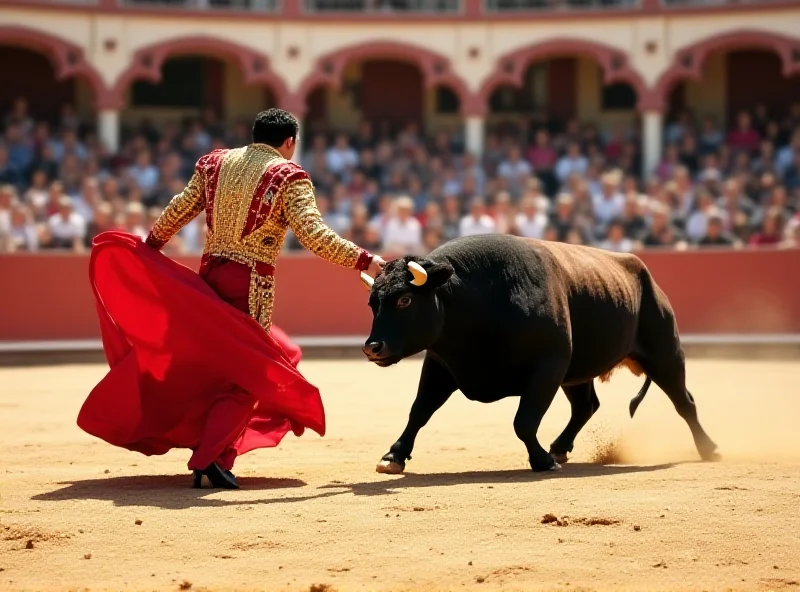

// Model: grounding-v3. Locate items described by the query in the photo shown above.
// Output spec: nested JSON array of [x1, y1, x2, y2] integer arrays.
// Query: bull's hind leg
[[549, 381, 600, 463], [639, 351, 719, 462], [376, 354, 457, 475], [515, 359, 569, 472]]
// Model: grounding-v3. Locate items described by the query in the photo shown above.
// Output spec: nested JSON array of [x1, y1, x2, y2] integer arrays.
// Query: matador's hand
[[367, 256, 386, 278]]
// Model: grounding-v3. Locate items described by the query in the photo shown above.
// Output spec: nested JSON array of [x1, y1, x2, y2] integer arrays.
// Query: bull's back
[[533, 240, 646, 383]]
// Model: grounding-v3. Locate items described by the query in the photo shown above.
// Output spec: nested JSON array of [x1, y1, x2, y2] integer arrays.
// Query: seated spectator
[[526, 129, 558, 195], [782, 213, 800, 248], [620, 192, 648, 239], [362, 224, 383, 254], [699, 115, 724, 155], [678, 134, 700, 176], [127, 149, 159, 201], [597, 219, 635, 253], [727, 111, 761, 155], [784, 151, 800, 191], [422, 228, 442, 252], [441, 195, 462, 242], [0, 144, 23, 188], [460, 152, 486, 197], [497, 145, 532, 197], [776, 128, 800, 177], [47, 196, 86, 250], [685, 190, 720, 243], [42, 180, 68, 220], [603, 124, 626, 163], [491, 191, 516, 235], [592, 170, 625, 227], [665, 109, 692, 145], [345, 203, 373, 247], [782, 221, 800, 249], [749, 207, 785, 247], [5, 97, 35, 136], [521, 177, 550, 214], [542, 224, 559, 242], [84, 202, 118, 249], [1, 203, 38, 252], [655, 144, 681, 182], [25, 169, 50, 212], [516, 194, 547, 239], [549, 193, 576, 241], [316, 193, 349, 235], [125, 202, 148, 240], [326, 134, 358, 175], [178, 211, 207, 254], [641, 204, 684, 248], [382, 196, 423, 255], [74, 177, 103, 222], [753, 140, 777, 175], [0, 184, 15, 244], [459, 198, 496, 237], [565, 227, 585, 245], [357, 147, 382, 182], [5, 122, 34, 174], [555, 142, 588, 185], [718, 178, 756, 219], [696, 213, 739, 247]]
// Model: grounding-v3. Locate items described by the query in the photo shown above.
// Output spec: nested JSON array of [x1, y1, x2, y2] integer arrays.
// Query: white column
[[642, 110, 663, 181], [98, 109, 120, 154], [465, 116, 485, 159], [292, 121, 303, 165]]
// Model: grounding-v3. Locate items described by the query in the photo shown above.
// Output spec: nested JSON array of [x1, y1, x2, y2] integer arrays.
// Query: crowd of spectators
[[1, 96, 799, 256]]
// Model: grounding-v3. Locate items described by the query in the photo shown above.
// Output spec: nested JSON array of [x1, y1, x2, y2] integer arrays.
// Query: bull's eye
[[397, 296, 412, 309]]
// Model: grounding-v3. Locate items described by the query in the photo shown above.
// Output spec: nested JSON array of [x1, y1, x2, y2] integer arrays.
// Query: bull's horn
[[360, 271, 374, 291], [407, 261, 428, 286]]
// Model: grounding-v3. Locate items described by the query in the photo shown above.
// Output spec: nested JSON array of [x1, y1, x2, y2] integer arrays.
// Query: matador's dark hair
[[252, 108, 298, 147]]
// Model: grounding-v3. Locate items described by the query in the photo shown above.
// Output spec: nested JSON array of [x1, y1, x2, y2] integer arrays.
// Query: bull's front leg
[[377, 354, 457, 475]]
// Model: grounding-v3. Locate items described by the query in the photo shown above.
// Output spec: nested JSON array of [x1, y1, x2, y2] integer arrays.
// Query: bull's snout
[[362, 341, 388, 360]]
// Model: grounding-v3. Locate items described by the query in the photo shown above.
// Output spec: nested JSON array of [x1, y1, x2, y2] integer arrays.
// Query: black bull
[[361, 234, 719, 474]]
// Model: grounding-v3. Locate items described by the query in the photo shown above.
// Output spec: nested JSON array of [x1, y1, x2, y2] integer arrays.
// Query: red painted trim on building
[[107, 35, 290, 110], [0, 25, 110, 108], [292, 40, 474, 117], [652, 29, 800, 107], [477, 38, 652, 112]]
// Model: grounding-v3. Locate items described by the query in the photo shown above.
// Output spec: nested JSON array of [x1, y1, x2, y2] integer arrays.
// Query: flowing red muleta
[[77, 231, 325, 471]]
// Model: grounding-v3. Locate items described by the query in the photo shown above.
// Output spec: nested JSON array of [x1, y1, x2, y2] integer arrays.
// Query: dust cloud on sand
[[1, 358, 799, 591]]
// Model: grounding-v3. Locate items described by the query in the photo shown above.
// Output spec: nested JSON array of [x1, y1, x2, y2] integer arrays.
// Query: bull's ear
[[422, 260, 454, 290]]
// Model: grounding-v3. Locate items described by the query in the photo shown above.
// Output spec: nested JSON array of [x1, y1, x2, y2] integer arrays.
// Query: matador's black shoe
[[192, 462, 240, 489]]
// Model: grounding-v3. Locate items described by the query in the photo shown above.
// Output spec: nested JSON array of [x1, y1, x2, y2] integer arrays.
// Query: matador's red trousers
[[192, 256, 301, 471], [78, 231, 324, 472]]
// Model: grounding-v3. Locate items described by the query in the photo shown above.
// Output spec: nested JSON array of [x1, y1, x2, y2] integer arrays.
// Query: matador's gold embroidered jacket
[[146, 144, 374, 331]]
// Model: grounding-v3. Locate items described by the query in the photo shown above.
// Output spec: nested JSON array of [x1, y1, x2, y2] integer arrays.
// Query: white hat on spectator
[[394, 196, 414, 211], [700, 169, 722, 182], [555, 193, 574, 205]]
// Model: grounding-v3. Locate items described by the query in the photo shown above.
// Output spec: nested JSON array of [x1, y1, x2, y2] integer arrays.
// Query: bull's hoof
[[376, 460, 405, 474], [701, 450, 722, 462], [551, 452, 570, 464], [531, 461, 562, 473]]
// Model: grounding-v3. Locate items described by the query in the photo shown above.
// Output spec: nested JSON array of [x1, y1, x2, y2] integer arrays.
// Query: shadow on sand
[[31, 474, 348, 510], [31, 462, 677, 508], [318, 462, 677, 496]]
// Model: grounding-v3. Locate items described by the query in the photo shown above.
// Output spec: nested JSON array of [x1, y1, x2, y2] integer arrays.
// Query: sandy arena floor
[[1, 358, 799, 592]]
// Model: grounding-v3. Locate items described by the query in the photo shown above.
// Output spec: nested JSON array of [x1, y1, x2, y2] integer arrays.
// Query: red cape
[[78, 231, 325, 461]]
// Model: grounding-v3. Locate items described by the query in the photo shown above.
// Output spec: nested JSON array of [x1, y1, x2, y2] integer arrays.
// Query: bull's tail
[[629, 376, 652, 418]]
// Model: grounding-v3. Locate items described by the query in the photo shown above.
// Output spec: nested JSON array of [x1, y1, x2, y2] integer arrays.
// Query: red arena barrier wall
[[1, 248, 799, 342]]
